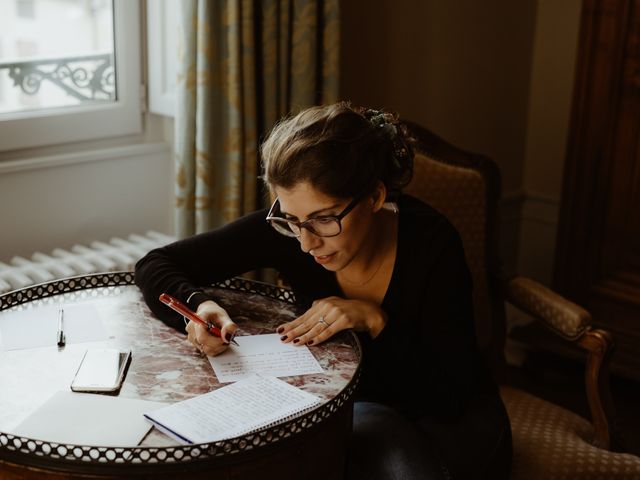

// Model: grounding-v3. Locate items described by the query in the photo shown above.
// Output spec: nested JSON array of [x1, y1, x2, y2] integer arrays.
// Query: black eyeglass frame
[[266, 195, 363, 238]]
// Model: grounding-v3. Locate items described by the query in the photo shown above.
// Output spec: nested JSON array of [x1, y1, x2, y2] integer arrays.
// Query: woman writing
[[135, 102, 512, 479]]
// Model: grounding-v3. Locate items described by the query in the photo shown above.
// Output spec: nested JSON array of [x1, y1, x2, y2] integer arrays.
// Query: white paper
[[0, 303, 109, 351], [12, 391, 166, 447], [207, 334, 324, 383], [144, 374, 321, 444]]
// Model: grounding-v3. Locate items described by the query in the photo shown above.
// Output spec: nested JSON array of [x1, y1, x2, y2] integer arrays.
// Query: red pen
[[159, 293, 238, 346]]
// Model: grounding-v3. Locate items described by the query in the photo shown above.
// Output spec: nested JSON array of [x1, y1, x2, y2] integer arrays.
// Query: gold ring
[[317, 316, 329, 328]]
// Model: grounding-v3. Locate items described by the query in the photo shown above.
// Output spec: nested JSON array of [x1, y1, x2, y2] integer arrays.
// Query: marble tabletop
[[0, 279, 361, 450]]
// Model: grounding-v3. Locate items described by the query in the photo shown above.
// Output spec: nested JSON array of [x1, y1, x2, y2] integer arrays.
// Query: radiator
[[0, 231, 176, 294]]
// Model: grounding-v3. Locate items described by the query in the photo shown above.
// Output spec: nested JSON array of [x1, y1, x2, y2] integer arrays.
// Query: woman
[[135, 102, 512, 479]]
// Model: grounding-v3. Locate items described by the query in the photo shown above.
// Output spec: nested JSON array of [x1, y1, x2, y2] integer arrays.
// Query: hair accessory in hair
[[367, 110, 397, 137], [365, 109, 409, 170], [368, 110, 393, 126]]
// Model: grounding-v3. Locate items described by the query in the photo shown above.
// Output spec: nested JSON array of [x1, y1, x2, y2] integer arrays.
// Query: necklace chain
[[338, 255, 386, 287], [338, 208, 397, 287]]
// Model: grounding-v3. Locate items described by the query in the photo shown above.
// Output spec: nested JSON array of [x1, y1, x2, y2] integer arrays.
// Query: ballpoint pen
[[159, 293, 239, 346], [57, 308, 66, 348]]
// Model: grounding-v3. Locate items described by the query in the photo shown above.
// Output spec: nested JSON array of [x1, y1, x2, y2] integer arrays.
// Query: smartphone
[[70, 348, 131, 393]]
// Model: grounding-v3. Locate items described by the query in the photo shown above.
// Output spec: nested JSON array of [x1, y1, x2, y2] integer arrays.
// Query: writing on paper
[[207, 334, 324, 383]]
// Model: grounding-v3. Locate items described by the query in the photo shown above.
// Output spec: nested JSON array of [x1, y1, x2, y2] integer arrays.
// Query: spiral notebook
[[143, 374, 322, 444]]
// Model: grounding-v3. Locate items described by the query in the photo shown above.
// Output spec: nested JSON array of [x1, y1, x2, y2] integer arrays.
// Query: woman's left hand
[[277, 296, 387, 346]]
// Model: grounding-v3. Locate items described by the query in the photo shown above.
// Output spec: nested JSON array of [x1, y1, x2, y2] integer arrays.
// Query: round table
[[0, 273, 361, 479]]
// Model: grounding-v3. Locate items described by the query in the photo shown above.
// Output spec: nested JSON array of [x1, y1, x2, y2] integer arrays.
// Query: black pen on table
[[57, 307, 66, 348]]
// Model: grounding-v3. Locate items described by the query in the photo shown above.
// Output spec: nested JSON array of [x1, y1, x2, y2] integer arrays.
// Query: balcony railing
[[0, 53, 115, 102]]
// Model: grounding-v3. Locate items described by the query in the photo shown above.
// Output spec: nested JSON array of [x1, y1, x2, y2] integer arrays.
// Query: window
[[1, 1, 115, 115], [0, 0, 141, 151]]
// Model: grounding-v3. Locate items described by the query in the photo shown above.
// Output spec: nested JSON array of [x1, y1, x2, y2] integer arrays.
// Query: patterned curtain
[[174, 0, 340, 237]]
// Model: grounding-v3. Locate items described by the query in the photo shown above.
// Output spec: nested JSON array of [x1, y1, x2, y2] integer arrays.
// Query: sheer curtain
[[174, 0, 339, 237]]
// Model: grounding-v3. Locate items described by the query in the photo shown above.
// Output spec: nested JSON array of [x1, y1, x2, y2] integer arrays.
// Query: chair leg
[[578, 328, 623, 451]]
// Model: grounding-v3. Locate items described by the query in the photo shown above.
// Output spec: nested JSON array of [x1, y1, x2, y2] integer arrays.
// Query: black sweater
[[135, 194, 497, 422]]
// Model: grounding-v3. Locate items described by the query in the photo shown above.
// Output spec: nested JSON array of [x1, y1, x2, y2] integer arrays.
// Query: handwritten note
[[207, 334, 324, 383], [144, 374, 322, 444]]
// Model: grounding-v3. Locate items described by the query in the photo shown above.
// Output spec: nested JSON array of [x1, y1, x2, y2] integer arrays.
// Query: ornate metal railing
[[0, 53, 115, 102]]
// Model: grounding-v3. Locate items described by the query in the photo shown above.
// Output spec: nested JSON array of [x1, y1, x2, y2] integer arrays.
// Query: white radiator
[[0, 231, 176, 294]]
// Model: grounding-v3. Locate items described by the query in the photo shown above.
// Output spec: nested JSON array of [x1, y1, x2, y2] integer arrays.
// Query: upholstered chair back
[[403, 123, 504, 364]]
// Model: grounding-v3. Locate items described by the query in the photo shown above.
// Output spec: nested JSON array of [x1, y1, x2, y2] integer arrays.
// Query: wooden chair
[[402, 121, 640, 479]]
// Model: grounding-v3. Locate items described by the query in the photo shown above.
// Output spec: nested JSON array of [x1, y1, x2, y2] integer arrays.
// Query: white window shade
[[0, 0, 142, 151]]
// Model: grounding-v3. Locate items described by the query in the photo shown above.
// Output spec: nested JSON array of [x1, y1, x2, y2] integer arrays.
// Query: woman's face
[[273, 182, 378, 272]]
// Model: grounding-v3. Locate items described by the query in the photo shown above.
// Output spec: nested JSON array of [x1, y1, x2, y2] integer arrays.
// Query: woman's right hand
[[185, 300, 238, 356]]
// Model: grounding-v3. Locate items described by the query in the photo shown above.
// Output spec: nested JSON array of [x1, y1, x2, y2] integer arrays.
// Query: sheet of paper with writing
[[143, 374, 322, 444], [207, 333, 324, 383]]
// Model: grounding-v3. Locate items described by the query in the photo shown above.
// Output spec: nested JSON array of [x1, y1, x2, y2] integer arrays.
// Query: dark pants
[[347, 396, 512, 480]]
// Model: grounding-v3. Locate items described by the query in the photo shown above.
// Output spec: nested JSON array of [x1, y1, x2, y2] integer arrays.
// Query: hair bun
[[359, 107, 414, 200]]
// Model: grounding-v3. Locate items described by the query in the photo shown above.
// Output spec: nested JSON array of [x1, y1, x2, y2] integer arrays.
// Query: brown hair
[[260, 102, 414, 200]]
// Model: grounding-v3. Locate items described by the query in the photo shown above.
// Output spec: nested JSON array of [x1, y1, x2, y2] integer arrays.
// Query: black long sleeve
[[135, 195, 496, 421], [356, 197, 491, 419]]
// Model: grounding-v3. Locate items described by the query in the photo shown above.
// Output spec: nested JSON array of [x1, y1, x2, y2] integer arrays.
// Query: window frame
[[0, 0, 142, 152]]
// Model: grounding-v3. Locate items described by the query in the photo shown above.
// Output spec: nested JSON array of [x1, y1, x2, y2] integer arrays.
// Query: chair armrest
[[505, 276, 591, 340], [505, 276, 618, 450]]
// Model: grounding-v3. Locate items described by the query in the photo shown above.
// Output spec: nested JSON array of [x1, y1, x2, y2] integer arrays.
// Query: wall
[[518, 0, 582, 282], [0, 137, 173, 261], [341, 0, 536, 193], [341, 0, 582, 283]]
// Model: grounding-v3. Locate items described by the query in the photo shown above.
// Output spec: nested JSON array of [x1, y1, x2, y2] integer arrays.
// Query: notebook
[[143, 374, 322, 444], [13, 391, 166, 447]]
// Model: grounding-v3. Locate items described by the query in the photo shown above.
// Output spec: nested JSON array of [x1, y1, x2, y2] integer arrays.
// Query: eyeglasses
[[266, 196, 362, 238]]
